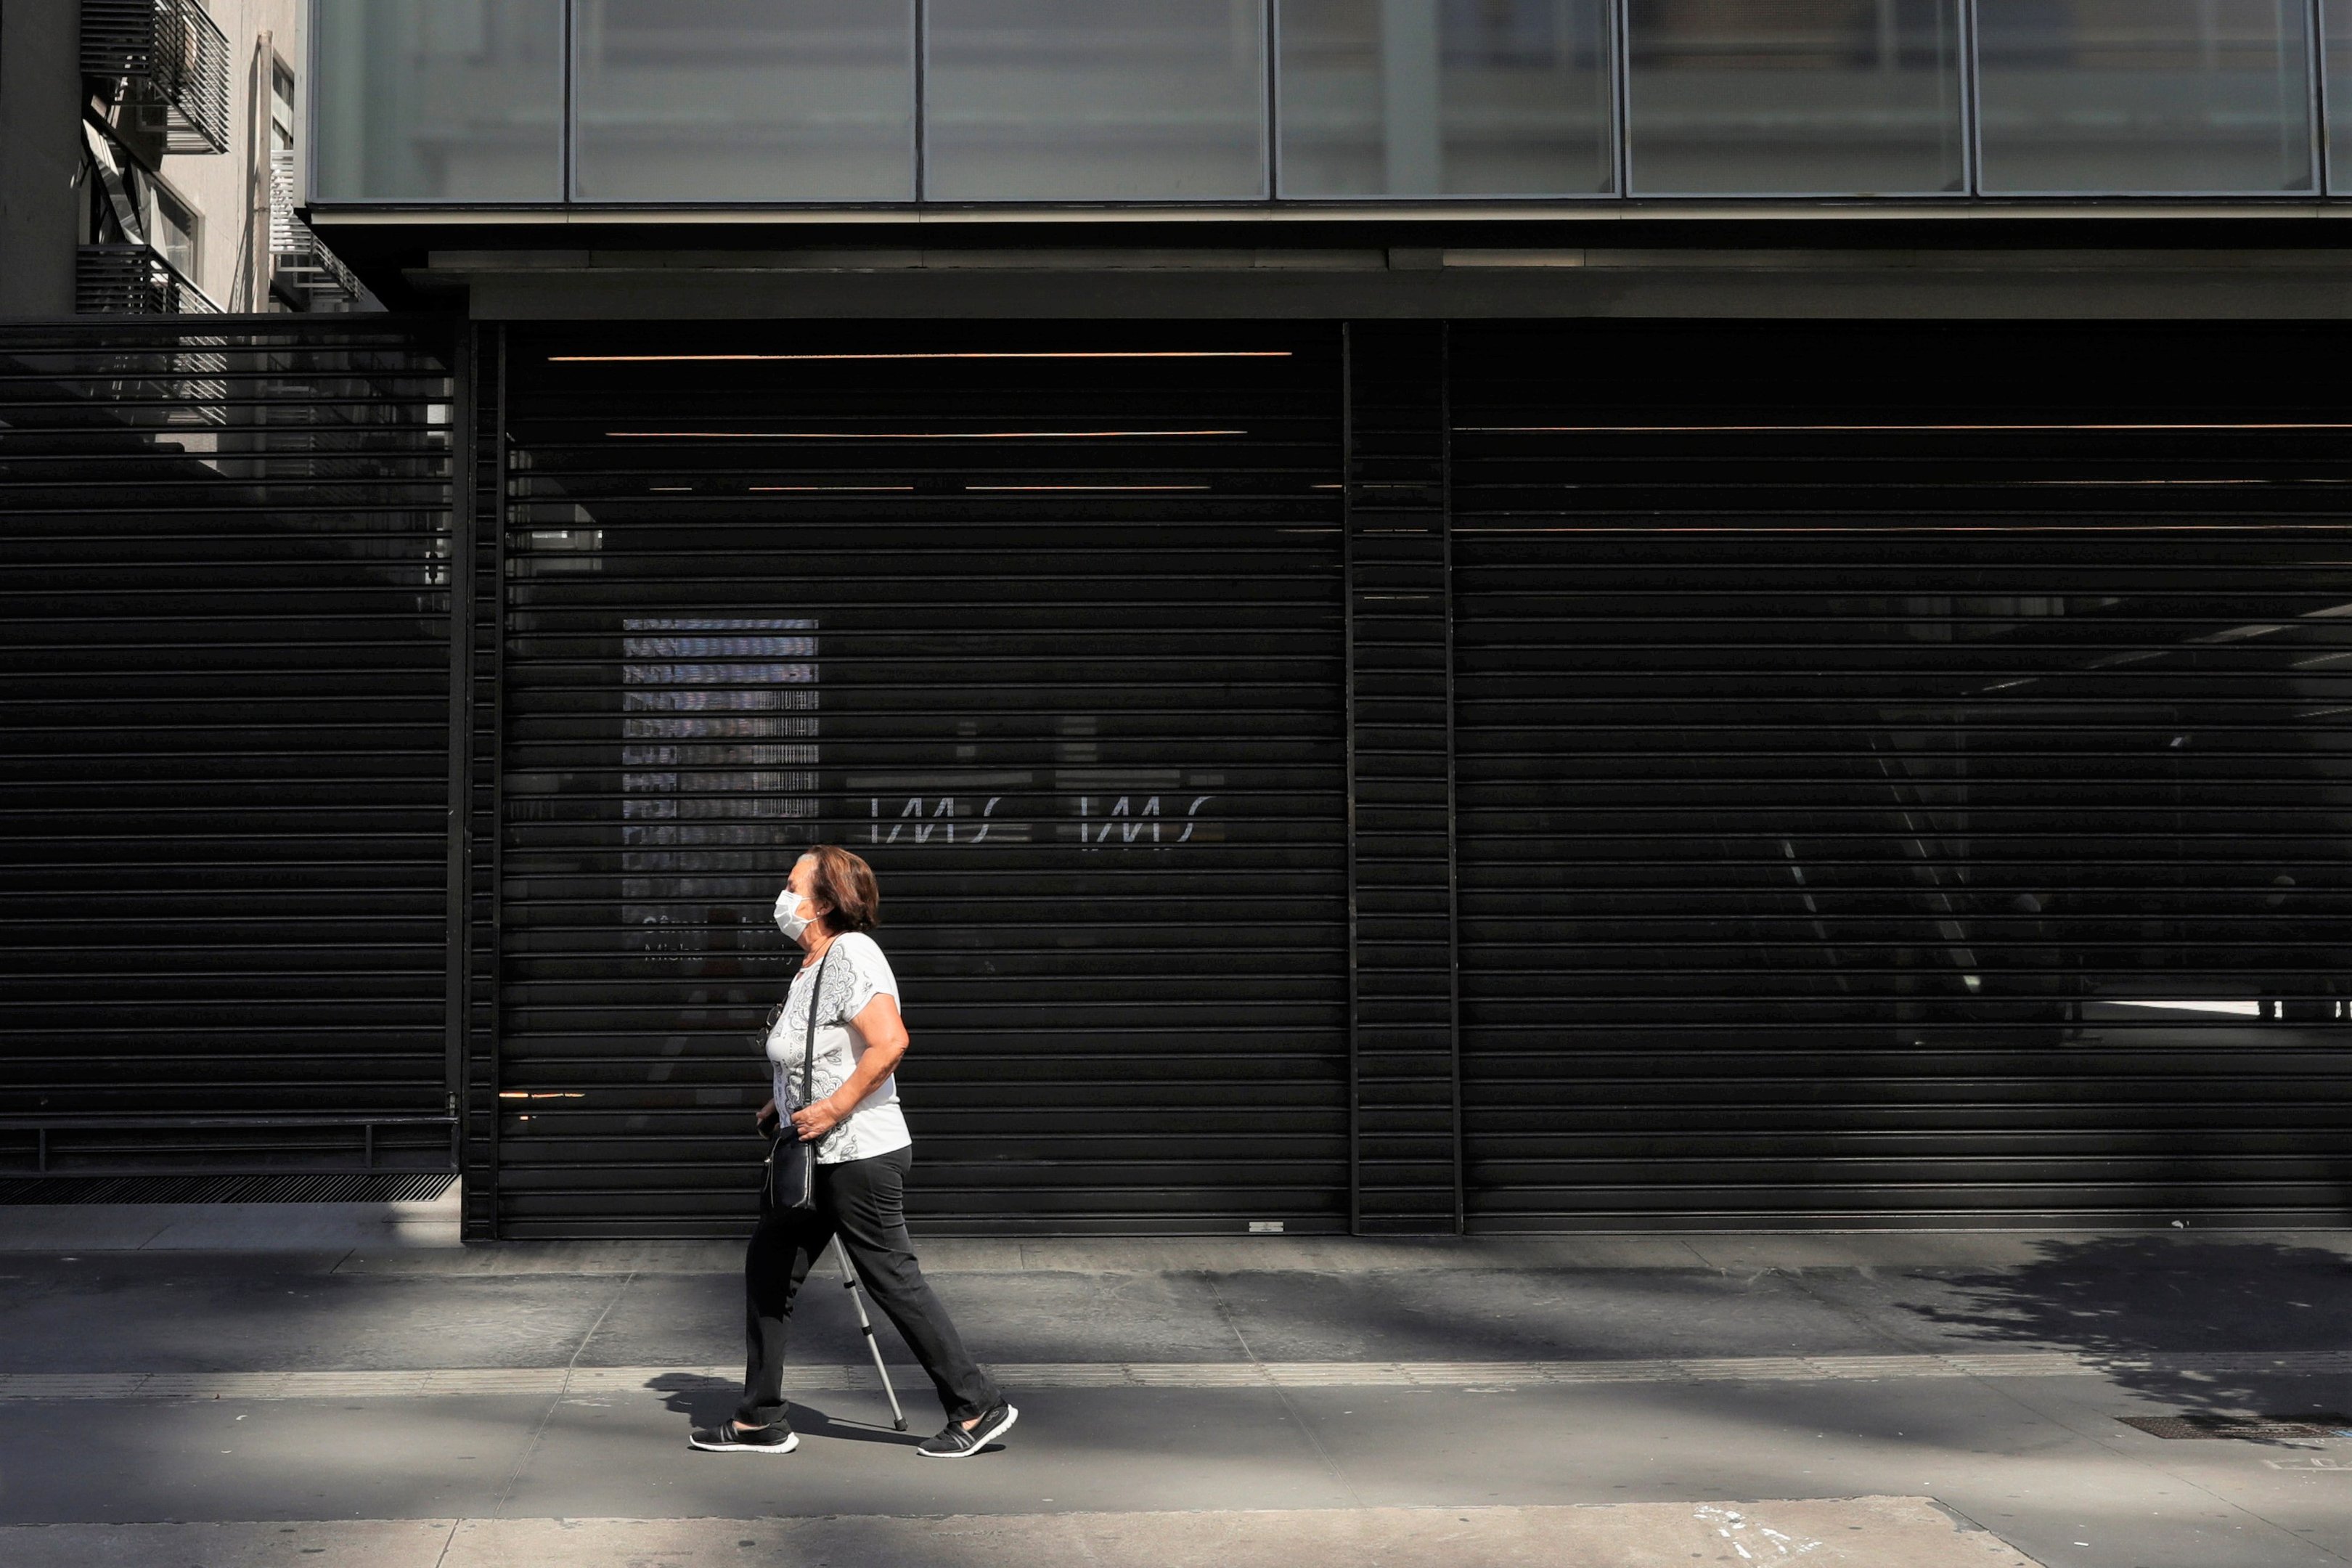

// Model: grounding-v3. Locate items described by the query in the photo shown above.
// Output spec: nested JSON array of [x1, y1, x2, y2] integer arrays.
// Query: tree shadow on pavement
[[1894, 1235, 2352, 1437]]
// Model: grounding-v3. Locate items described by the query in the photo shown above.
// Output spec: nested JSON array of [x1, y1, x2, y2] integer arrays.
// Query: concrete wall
[[0, 0, 85, 316]]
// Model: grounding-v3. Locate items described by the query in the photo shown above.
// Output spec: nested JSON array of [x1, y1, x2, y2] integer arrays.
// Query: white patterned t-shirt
[[764, 931, 911, 1165]]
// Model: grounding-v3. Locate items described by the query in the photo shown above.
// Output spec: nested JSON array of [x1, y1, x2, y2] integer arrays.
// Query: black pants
[[738, 1144, 1000, 1428]]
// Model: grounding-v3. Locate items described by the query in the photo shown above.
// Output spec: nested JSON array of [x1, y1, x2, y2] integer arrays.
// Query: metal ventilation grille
[[0, 320, 459, 1185], [1450, 322, 2352, 1230], [491, 327, 1347, 1237], [0, 1172, 456, 1206]]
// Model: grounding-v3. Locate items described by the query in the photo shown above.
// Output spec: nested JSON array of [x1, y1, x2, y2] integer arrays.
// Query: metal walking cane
[[831, 1236, 907, 1432]]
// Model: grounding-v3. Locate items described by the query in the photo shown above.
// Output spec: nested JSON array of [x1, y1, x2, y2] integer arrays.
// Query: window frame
[[1270, 0, 1623, 200], [147, 179, 203, 286], [1619, 0, 1973, 200], [301, 0, 2351, 209], [917, 0, 1275, 204], [563, 0, 923, 204], [1970, 0, 2325, 199]]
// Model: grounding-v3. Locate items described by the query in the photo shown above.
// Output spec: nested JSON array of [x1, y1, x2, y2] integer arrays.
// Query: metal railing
[[80, 0, 233, 157], [75, 242, 222, 317], [0, 1117, 461, 1177], [269, 151, 372, 310]]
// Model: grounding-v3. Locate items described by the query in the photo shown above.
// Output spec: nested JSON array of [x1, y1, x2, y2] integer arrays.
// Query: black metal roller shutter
[[1452, 322, 2352, 1230], [493, 325, 1347, 1237], [0, 320, 460, 1191]]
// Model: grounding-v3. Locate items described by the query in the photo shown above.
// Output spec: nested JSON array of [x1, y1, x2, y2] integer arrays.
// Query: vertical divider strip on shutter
[[1344, 322, 1463, 1235]]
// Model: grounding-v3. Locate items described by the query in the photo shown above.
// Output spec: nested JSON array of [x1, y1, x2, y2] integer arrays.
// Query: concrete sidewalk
[[0, 1225, 2344, 1567], [0, 1499, 2043, 1568]]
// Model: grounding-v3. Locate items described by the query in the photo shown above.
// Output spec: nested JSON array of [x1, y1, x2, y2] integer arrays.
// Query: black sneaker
[[688, 1421, 798, 1454], [915, 1401, 1018, 1458]]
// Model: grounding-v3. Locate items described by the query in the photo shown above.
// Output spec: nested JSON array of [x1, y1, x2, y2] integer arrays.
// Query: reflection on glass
[[1861, 579, 2352, 1046], [1524, 565, 2352, 1045], [1625, 0, 1965, 195], [311, 0, 564, 200], [572, 1, 915, 201], [1277, 0, 1614, 197], [2326, 0, 2352, 192], [923, 0, 1268, 200], [621, 618, 820, 954], [1977, 0, 2316, 194]]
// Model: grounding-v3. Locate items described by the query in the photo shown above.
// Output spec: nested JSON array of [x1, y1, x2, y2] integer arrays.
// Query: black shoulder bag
[[762, 947, 834, 1212]]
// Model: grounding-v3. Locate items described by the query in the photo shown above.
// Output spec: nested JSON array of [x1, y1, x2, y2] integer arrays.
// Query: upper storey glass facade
[[310, 1, 2352, 204]]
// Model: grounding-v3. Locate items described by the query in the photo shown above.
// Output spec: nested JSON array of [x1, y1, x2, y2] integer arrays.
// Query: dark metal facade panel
[[1344, 322, 1462, 1234], [20, 311, 2341, 1232], [1450, 321, 2352, 1230], [0, 318, 459, 1182], [489, 325, 1350, 1237]]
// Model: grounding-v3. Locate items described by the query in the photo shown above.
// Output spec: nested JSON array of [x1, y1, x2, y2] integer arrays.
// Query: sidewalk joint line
[[491, 1267, 636, 1519], [1201, 1272, 1367, 1511]]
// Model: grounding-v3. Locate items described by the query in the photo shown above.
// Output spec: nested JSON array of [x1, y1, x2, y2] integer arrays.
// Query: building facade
[[1, 0, 368, 315], [3, 1, 2349, 1238]]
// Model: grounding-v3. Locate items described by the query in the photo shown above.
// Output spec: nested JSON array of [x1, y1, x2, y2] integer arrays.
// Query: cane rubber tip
[[894, 1419, 907, 1432]]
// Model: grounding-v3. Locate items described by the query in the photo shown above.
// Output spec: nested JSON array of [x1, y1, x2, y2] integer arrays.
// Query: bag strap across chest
[[798, 946, 835, 1107]]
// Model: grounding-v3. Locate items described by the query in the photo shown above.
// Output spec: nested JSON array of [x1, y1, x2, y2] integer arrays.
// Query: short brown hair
[[799, 844, 880, 935]]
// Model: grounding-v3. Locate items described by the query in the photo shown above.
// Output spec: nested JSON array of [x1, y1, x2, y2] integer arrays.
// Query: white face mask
[[774, 883, 817, 941]]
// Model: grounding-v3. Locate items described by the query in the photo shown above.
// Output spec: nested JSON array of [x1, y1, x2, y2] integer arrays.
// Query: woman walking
[[690, 845, 1016, 1458]]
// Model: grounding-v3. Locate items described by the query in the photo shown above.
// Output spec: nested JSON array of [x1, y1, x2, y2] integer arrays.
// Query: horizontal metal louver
[[0, 319, 459, 1187], [76, 245, 220, 319], [489, 326, 1349, 1237], [79, 0, 234, 156], [1450, 322, 2352, 1230]]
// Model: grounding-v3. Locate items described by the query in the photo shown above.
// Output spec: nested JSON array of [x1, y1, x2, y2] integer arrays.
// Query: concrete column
[[0, 0, 86, 314]]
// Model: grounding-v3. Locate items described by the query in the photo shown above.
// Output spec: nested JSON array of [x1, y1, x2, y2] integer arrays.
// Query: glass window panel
[[1625, 0, 1966, 195], [1977, 1, 2316, 195], [271, 61, 298, 155], [572, 1, 914, 201], [150, 187, 200, 283], [1277, 0, 1613, 196], [312, 0, 563, 200], [2322, 0, 2352, 192], [924, 0, 1268, 200]]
